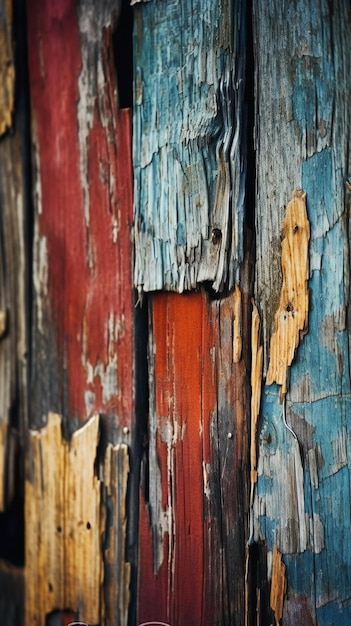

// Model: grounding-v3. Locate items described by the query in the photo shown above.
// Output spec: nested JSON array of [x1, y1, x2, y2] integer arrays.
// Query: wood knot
[[211, 228, 222, 245]]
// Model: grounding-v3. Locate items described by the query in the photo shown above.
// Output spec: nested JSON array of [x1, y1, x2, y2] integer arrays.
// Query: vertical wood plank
[[133, 0, 247, 293], [138, 289, 250, 625], [253, 1, 351, 622], [25, 412, 131, 626], [26, 2, 135, 623], [27, 0, 134, 432]]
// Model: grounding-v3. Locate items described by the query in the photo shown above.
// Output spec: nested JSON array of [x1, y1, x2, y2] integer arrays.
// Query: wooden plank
[[25, 412, 130, 626], [27, 0, 134, 433], [0, 0, 14, 135], [252, 1, 351, 622], [133, 0, 247, 293], [103, 442, 131, 626], [0, 0, 28, 512], [138, 289, 250, 625]]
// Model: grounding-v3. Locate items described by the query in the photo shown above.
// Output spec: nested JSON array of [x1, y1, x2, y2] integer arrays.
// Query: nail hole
[[86, 522, 91, 530]]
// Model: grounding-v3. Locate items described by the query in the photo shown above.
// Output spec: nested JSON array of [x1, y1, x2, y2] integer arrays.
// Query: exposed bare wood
[[25, 412, 130, 626], [250, 301, 263, 485], [0, 0, 14, 135], [270, 545, 287, 625], [25, 412, 65, 625], [266, 190, 310, 399], [233, 284, 243, 363], [64, 414, 102, 625], [103, 443, 130, 626]]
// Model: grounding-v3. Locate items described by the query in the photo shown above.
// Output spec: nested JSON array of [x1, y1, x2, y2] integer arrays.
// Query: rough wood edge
[[233, 284, 243, 363], [104, 442, 130, 626], [25, 413, 131, 626], [0, 0, 14, 135], [250, 300, 263, 485], [266, 189, 310, 399], [270, 545, 287, 625]]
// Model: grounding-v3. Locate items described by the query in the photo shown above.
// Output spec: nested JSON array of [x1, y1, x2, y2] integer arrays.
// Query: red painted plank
[[138, 290, 250, 625], [27, 1, 133, 427], [138, 292, 216, 625]]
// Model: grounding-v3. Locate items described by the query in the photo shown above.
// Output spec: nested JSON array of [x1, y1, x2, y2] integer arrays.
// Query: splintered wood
[[0, 0, 14, 135], [250, 301, 263, 485], [266, 190, 310, 398], [25, 412, 130, 626], [270, 545, 287, 625]]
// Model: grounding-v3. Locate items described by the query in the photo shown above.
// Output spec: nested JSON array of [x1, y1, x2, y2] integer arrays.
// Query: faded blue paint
[[254, 0, 351, 621], [133, 0, 247, 293]]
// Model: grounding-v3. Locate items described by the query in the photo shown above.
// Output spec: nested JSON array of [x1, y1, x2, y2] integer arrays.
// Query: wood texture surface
[[27, 0, 133, 433], [0, 0, 14, 135], [25, 412, 130, 626], [133, 0, 247, 293], [138, 290, 251, 625], [252, 2, 351, 623]]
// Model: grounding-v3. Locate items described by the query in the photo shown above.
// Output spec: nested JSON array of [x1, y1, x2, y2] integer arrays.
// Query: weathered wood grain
[[0, 3, 28, 512], [27, 0, 133, 434], [266, 189, 310, 399], [133, 0, 247, 294], [138, 290, 250, 625], [253, 1, 351, 623], [0, 0, 14, 135], [26, 2, 135, 624], [25, 412, 130, 626]]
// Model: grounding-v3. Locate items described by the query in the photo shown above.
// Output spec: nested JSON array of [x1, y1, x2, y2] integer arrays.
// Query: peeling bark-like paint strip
[[233, 285, 242, 363], [103, 443, 130, 626], [0, 0, 14, 135], [266, 190, 310, 399], [250, 301, 263, 485], [25, 412, 130, 626], [270, 545, 286, 626]]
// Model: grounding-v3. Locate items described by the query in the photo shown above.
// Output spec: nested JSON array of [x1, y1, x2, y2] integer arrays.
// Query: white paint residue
[[203, 461, 211, 500], [32, 121, 43, 215], [255, 445, 308, 554], [33, 226, 48, 334], [76, 4, 117, 230], [94, 355, 118, 404]]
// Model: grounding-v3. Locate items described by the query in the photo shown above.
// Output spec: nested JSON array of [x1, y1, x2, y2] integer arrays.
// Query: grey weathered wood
[[133, 0, 247, 294], [252, 1, 351, 623]]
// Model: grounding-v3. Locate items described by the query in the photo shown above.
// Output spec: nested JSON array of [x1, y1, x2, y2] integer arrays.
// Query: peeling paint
[[32, 227, 48, 334], [270, 545, 286, 625], [266, 190, 310, 399]]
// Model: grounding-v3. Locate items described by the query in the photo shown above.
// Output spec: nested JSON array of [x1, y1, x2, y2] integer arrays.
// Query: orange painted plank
[[138, 290, 250, 625]]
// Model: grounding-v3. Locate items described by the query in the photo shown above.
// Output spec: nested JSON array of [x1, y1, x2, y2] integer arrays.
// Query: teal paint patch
[[133, 0, 247, 292]]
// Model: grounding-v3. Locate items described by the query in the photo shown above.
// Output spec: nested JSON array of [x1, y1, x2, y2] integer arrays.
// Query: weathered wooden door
[[0, 1, 350, 625]]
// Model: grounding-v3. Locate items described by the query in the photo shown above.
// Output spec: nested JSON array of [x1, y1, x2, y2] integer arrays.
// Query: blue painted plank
[[253, 0, 351, 622], [133, 0, 247, 293]]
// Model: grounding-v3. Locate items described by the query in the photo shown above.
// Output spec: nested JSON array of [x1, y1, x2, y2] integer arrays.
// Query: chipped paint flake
[[270, 545, 286, 625], [250, 301, 263, 484], [33, 227, 48, 334], [266, 189, 310, 399]]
